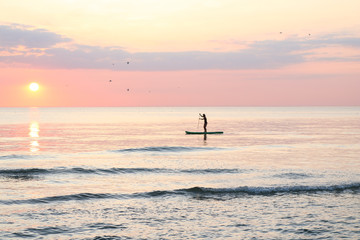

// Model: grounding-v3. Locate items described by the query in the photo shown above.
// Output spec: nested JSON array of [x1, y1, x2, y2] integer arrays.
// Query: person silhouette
[[199, 113, 207, 133]]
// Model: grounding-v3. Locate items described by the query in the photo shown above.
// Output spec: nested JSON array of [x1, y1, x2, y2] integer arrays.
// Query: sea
[[0, 107, 359, 239]]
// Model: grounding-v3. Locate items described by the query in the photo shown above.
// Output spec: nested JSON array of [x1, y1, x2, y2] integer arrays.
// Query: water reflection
[[29, 121, 40, 152]]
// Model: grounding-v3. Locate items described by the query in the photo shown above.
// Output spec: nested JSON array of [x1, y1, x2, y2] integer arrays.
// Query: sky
[[0, 0, 360, 107]]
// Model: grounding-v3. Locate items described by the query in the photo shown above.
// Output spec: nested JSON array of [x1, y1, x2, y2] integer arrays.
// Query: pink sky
[[1, 1, 360, 107]]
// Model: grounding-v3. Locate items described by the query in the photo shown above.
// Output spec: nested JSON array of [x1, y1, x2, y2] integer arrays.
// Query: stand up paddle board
[[185, 131, 223, 135]]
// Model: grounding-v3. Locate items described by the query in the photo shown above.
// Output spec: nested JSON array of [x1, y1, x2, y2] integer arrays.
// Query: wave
[[9, 225, 125, 239], [0, 168, 48, 180], [0, 146, 224, 161], [112, 146, 223, 153], [0, 167, 241, 178], [0, 154, 55, 161], [176, 183, 360, 196], [0, 154, 36, 160], [1, 193, 116, 205], [273, 172, 314, 179], [2, 183, 359, 205]]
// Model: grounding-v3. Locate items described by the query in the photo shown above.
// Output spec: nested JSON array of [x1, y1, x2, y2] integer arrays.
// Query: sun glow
[[29, 82, 39, 92]]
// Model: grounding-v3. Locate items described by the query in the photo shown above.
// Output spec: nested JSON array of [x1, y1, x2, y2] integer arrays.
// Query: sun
[[29, 82, 39, 92]]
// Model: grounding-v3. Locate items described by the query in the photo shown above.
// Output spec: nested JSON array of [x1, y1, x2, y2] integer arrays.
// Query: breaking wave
[[0, 167, 241, 179], [2, 183, 359, 205], [112, 146, 223, 153]]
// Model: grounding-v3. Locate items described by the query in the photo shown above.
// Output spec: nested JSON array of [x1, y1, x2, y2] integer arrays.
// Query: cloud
[[313, 33, 360, 48], [0, 24, 71, 48], [1, 45, 304, 70], [1, 24, 360, 70], [130, 49, 303, 71]]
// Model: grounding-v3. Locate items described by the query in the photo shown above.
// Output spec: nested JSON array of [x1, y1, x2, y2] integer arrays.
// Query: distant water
[[0, 107, 359, 239]]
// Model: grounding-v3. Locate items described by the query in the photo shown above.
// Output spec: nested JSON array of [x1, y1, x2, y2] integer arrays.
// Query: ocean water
[[0, 107, 359, 239]]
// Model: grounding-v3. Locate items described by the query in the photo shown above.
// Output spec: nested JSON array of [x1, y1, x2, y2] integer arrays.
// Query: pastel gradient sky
[[1, 0, 359, 107]]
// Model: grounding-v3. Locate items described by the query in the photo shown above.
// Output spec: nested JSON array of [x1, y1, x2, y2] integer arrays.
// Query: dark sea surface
[[0, 107, 359, 239]]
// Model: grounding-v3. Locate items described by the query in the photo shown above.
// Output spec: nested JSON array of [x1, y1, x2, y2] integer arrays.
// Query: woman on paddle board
[[199, 113, 207, 133]]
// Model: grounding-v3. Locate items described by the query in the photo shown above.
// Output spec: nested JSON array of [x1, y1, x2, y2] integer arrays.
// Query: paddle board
[[185, 131, 223, 135]]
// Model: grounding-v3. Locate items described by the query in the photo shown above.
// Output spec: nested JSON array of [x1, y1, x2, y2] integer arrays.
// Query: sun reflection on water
[[29, 121, 40, 152]]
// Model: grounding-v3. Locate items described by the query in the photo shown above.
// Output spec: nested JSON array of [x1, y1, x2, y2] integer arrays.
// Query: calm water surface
[[0, 107, 359, 239]]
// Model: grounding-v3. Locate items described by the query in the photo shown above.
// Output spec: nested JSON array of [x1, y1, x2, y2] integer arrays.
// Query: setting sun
[[29, 82, 39, 92]]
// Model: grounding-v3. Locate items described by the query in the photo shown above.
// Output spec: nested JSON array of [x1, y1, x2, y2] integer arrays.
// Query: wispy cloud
[[1, 24, 360, 70]]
